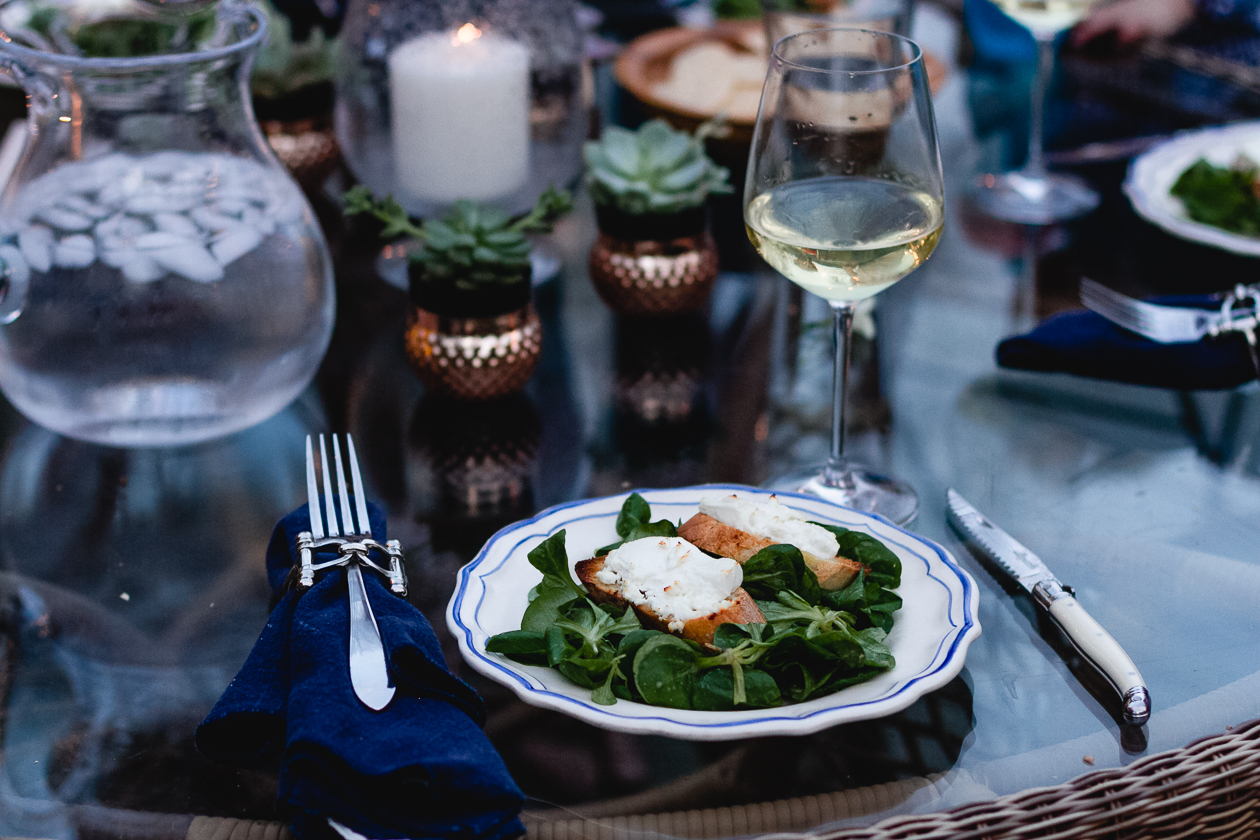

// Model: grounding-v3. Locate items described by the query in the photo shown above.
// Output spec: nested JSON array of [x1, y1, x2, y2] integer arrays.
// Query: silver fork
[[1079, 277, 1218, 343], [305, 433, 396, 711]]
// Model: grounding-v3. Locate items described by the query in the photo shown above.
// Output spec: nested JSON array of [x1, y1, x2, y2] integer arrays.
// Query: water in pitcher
[[0, 150, 334, 446]]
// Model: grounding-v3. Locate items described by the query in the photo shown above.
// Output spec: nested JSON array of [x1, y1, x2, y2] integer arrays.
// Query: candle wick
[[452, 22, 482, 46]]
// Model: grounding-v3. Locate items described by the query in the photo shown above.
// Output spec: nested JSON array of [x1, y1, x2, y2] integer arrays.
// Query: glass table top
[[0, 19, 1258, 840]]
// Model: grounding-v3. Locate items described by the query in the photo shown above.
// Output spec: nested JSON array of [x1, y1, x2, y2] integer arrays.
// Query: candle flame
[[452, 23, 482, 46]]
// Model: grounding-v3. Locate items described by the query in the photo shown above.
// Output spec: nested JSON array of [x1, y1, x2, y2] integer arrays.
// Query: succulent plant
[[12, 0, 218, 57], [250, 0, 337, 101], [344, 186, 573, 291], [584, 119, 731, 216]]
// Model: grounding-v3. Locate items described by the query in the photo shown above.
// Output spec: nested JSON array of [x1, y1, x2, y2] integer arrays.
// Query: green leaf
[[590, 655, 625, 706], [616, 493, 652, 537], [821, 665, 886, 694], [854, 627, 895, 670], [554, 600, 618, 658], [657, 158, 709, 191], [557, 656, 613, 689], [483, 230, 524, 246], [423, 221, 460, 250], [599, 128, 642, 175], [522, 575, 580, 632], [527, 531, 585, 598], [485, 630, 549, 666], [597, 493, 677, 554], [1170, 158, 1260, 234], [806, 630, 867, 668], [632, 635, 698, 709], [618, 629, 663, 664], [694, 667, 781, 710], [712, 622, 770, 650], [477, 207, 511, 230], [741, 544, 822, 604], [636, 119, 676, 151], [812, 523, 902, 589], [648, 131, 693, 171], [547, 625, 572, 667]]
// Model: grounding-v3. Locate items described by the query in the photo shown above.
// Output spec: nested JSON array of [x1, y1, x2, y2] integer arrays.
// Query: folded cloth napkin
[[196, 504, 525, 840], [997, 295, 1257, 391]]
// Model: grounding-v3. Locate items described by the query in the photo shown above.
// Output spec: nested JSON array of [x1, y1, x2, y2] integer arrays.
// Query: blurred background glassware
[[969, 0, 1101, 223], [744, 27, 944, 524], [335, 0, 588, 220], [0, 0, 335, 447], [761, 0, 914, 44]]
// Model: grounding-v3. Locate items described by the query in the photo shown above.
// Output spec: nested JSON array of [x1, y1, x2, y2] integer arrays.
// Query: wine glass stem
[[825, 300, 855, 488], [1024, 34, 1056, 179]]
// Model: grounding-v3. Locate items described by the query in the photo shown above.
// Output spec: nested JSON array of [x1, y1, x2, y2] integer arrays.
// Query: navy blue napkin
[[196, 504, 525, 840], [997, 295, 1256, 391]]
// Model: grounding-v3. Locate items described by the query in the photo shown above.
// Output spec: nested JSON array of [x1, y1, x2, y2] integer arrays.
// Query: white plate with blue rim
[[1124, 120, 1260, 257], [446, 485, 981, 740]]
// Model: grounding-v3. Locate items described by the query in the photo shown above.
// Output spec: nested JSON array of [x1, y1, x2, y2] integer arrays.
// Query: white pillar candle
[[389, 24, 531, 206]]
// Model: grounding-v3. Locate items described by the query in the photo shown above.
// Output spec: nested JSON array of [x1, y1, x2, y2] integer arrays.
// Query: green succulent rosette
[[584, 120, 732, 217]]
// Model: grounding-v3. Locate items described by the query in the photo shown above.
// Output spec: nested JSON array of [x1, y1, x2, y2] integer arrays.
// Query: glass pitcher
[[0, 1, 335, 447]]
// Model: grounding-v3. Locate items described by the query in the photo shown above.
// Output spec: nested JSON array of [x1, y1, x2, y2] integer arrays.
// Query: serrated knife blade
[[946, 489, 1151, 726]]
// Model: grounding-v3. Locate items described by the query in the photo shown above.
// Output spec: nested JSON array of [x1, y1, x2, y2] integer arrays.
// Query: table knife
[[946, 489, 1151, 726]]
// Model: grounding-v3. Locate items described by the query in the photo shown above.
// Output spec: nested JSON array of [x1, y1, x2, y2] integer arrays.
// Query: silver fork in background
[[304, 433, 397, 711], [1079, 278, 1217, 343], [1079, 279, 1260, 378]]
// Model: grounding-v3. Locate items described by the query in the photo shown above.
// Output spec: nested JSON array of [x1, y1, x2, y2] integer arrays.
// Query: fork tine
[[332, 434, 358, 536], [305, 435, 325, 539], [1084, 293, 1142, 329], [319, 434, 340, 536], [346, 434, 372, 539], [1081, 279, 1158, 325], [1081, 283, 1150, 332]]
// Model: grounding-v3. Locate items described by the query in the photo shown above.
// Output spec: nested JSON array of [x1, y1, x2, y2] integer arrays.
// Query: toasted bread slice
[[574, 556, 765, 647], [678, 513, 863, 591]]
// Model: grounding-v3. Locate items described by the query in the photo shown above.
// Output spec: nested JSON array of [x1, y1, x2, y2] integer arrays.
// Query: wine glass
[[744, 28, 944, 525], [970, 0, 1100, 224]]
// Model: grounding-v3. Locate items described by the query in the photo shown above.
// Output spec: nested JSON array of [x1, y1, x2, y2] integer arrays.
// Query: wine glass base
[[762, 463, 918, 526], [970, 171, 1100, 225]]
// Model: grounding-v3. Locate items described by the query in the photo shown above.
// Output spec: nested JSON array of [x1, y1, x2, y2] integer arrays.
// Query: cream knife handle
[[1034, 580, 1151, 726]]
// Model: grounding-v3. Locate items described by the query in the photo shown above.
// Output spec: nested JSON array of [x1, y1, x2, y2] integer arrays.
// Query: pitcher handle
[[0, 54, 67, 117]]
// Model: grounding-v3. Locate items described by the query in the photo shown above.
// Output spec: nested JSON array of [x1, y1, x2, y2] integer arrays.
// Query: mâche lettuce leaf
[[486, 494, 901, 710], [1170, 157, 1260, 236]]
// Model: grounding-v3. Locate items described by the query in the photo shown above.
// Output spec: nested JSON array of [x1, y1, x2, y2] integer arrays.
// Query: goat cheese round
[[699, 494, 840, 561], [595, 536, 741, 631]]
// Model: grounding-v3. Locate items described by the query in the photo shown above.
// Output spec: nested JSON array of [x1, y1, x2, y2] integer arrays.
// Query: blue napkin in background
[[195, 504, 525, 840], [997, 295, 1257, 391]]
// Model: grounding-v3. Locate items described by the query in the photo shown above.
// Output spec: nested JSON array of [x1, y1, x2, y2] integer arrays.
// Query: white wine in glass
[[990, 0, 1096, 38], [746, 176, 942, 301], [745, 28, 944, 525]]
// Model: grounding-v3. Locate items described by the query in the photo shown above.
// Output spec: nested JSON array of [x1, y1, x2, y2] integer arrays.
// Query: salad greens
[[485, 494, 901, 710], [1170, 157, 1260, 236]]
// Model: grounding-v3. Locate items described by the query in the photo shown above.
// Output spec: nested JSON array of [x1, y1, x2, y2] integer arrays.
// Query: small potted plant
[[250, 0, 340, 189], [345, 186, 572, 400], [585, 119, 731, 315]]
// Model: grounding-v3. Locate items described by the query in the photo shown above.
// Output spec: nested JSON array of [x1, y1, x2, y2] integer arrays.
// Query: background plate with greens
[[1125, 121, 1260, 256], [446, 485, 981, 740]]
